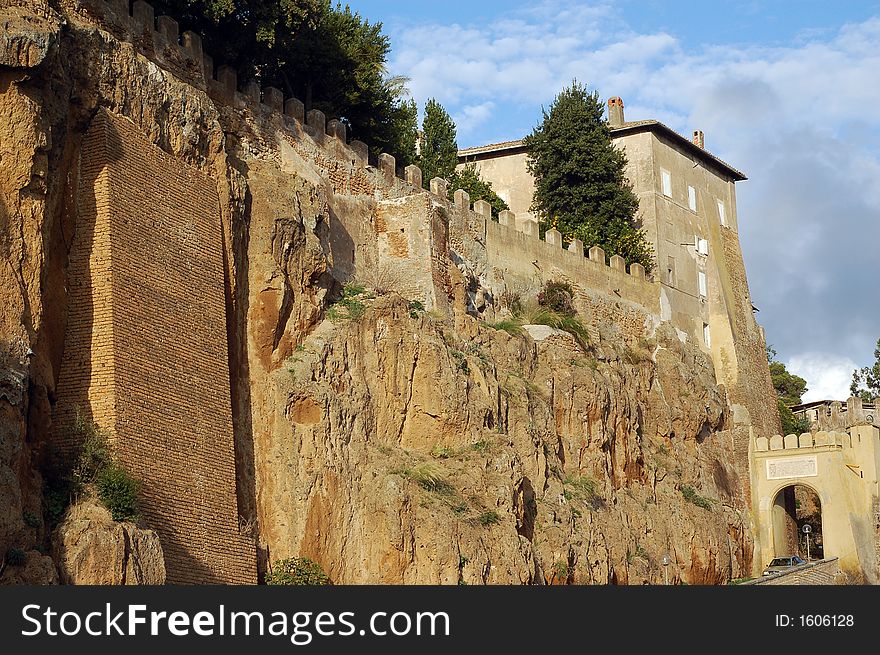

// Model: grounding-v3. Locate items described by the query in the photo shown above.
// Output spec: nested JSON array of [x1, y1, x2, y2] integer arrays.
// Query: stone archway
[[770, 483, 823, 561], [750, 425, 880, 582]]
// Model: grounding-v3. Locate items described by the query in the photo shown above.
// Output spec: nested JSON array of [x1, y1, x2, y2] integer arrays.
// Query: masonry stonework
[[54, 109, 256, 584]]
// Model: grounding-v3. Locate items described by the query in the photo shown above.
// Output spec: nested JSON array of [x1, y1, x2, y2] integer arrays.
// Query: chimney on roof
[[607, 97, 625, 127], [692, 130, 704, 149]]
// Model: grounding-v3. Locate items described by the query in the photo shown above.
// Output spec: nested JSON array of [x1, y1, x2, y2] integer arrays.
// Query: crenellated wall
[[43, 0, 778, 585], [74, 0, 664, 332], [750, 422, 880, 582]]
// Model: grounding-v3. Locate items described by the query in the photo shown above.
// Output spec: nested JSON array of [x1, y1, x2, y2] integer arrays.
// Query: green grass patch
[[450, 349, 470, 374], [681, 484, 713, 510], [470, 439, 492, 454], [266, 557, 331, 586], [564, 475, 605, 509], [326, 284, 370, 322], [431, 445, 455, 459], [477, 510, 501, 526], [488, 319, 524, 336], [396, 462, 456, 496]]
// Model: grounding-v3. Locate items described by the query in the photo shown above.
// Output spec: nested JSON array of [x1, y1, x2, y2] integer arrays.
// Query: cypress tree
[[417, 99, 459, 186], [523, 81, 654, 272]]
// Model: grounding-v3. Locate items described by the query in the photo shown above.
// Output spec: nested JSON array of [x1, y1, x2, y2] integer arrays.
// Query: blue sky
[[346, 1, 880, 400]]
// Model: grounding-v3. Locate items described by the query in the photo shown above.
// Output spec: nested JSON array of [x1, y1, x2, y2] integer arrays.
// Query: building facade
[[458, 98, 766, 425]]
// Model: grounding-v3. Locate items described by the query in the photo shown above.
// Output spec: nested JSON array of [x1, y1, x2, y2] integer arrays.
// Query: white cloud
[[787, 353, 858, 402], [453, 101, 496, 139]]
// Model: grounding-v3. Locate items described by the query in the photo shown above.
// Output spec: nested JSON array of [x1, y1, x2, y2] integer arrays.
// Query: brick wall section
[[57, 109, 256, 584], [54, 117, 118, 452], [720, 229, 780, 474], [743, 558, 841, 585]]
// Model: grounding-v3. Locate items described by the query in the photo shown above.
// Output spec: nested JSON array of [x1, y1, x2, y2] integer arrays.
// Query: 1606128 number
[[799, 615, 854, 627]]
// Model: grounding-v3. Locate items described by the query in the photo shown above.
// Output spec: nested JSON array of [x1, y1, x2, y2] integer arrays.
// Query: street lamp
[[803, 524, 812, 561], [661, 553, 671, 585]]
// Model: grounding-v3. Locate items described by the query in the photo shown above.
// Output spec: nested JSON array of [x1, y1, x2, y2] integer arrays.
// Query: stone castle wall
[[53, 108, 256, 584], [74, 0, 661, 329], [51, 0, 775, 583]]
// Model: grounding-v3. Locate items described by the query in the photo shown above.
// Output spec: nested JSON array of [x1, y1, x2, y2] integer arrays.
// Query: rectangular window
[[688, 185, 697, 211], [703, 323, 711, 348], [661, 170, 672, 197], [697, 237, 709, 256], [665, 256, 676, 287], [698, 271, 707, 298], [717, 199, 726, 226]]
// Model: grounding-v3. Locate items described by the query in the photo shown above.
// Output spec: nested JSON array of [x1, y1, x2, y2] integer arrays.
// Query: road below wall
[[742, 558, 841, 585]]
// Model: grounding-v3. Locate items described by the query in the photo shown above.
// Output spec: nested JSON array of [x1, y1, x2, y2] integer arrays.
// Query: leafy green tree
[[522, 81, 654, 272], [448, 162, 509, 217], [767, 346, 811, 434], [417, 98, 459, 185], [850, 338, 880, 402]]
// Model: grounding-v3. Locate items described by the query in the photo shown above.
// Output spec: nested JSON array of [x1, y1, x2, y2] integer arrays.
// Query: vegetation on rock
[[42, 414, 141, 524], [523, 80, 654, 272], [266, 557, 331, 585]]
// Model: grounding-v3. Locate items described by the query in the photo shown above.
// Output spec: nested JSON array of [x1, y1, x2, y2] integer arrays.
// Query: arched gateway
[[750, 417, 880, 582]]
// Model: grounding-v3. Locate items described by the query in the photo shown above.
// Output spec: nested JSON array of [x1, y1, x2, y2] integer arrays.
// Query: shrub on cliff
[[266, 557, 331, 585], [96, 464, 141, 523], [41, 413, 141, 524], [523, 81, 653, 272], [537, 280, 575, 316]]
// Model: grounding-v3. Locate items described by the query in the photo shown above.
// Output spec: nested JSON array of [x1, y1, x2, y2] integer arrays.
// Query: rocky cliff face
[[252, 296, 751, 584], [0, 0, 753, 584]]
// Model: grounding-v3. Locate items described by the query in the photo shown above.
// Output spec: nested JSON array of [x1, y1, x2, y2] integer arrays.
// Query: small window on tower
[[666, 256, 677, 287], [697, 237, 709, 256], [698, 271, 707, 298], [703, 323, 711, 348], [661, 170, 672, 197], [717, 199, 726, 226], [688, 185, 697, 212]]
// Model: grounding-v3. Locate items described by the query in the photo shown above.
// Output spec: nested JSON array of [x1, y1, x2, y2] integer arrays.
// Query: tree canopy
[[767, 346, 810, 435], [850, 338, 880, 402], [448, 162, 508, 217], [414, 100, 508, 215], [151, 1, 417, 164], [522, 81, 654, 272]]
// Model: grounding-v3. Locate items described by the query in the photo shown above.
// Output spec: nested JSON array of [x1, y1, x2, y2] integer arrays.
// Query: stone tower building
[[459, 97, 779, 482]]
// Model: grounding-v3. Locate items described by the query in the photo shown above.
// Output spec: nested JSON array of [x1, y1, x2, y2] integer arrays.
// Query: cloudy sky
[[348, 0, 880, 401]]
